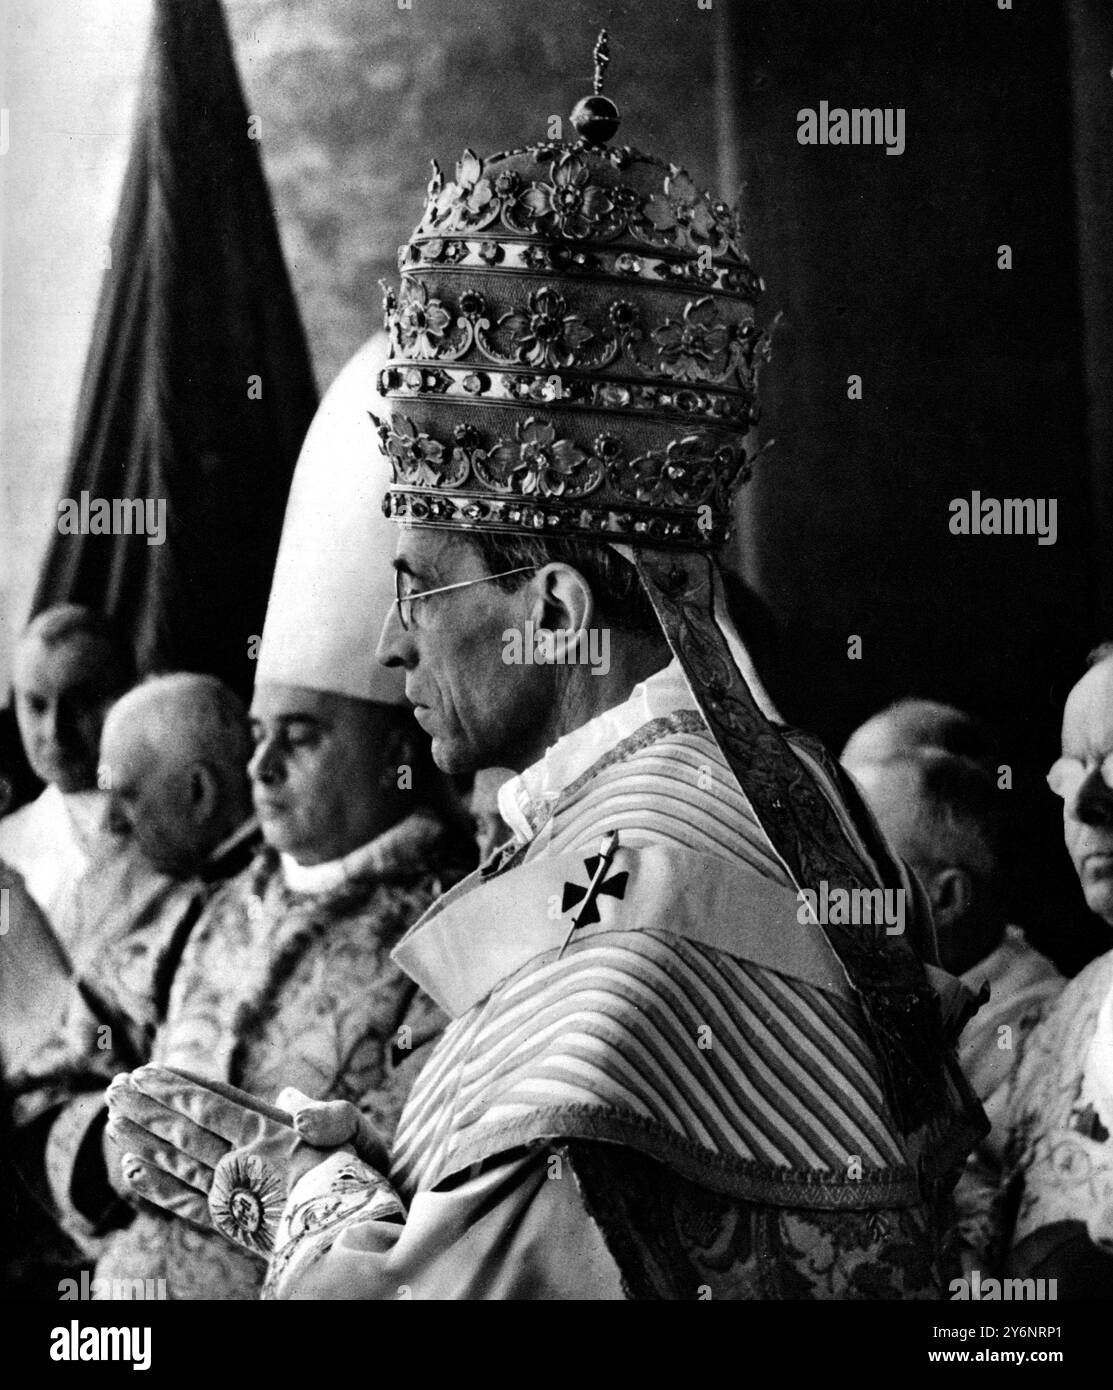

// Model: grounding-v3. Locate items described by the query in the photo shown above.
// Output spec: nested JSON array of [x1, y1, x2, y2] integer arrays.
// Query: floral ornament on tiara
[[499, 287, 594, 369], [395, 281, 453, 359], [431, 149, 499, 233], [418, 143, 751, 264], [510, 151, 617, 240], [607, 435, 735, 509], [374, 415, 470, 489], [479, 417, 603, 497], [641, 168, 744, 256], [651, 297, 733, 383], [386, 275, 761, 389]]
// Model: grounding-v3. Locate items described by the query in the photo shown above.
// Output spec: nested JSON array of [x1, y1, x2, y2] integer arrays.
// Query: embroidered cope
[[264, 663, 959, 1300]]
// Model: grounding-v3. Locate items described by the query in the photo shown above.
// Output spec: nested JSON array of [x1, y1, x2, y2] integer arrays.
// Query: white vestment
[[0, 786, 117, 948]]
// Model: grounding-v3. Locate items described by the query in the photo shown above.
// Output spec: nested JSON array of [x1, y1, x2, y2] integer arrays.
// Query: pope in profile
[[107, 36, 985, 1300]]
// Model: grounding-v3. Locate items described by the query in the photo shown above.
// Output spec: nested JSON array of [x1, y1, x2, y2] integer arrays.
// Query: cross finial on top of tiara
[[593, 29, 610, 95]]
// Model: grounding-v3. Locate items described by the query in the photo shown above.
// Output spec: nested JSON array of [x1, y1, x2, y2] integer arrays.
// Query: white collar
[[54, 784, 106, 821], [279, 811, 441, 894], [54, 785, 113, 855], [495, 658, 697, 843]]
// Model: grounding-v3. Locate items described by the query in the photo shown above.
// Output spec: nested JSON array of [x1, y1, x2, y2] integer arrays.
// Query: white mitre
[[256, 334, 405, 706]]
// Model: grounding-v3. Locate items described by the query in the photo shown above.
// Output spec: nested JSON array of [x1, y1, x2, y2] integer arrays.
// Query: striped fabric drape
[[391, 714, 924, 1210]]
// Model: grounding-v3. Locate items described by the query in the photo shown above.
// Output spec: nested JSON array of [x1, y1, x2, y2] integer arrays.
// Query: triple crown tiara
[[375, 30, 770, 551]]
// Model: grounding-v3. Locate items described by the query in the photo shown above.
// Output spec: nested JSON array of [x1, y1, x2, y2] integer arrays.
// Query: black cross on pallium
[[561, 855, 629, 927], [1071, 1102, 1110, 1144]]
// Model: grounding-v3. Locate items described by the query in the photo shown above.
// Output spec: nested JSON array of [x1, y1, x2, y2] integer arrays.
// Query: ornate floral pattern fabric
[[952, 927, 1064, 1269], [10, 823, 262, 1255], [1004, 951, 1113, 1256], [91, 817, 457, 1300], [567, 1142, 941, 1300]]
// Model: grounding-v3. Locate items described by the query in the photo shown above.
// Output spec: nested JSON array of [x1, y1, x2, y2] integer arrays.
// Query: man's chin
[[257, 815, 299, 857], [418, 712, 509, 777], [138, 841, 194, 880], [1082, 877, 1113, 927], [429, 735, 475, 777]]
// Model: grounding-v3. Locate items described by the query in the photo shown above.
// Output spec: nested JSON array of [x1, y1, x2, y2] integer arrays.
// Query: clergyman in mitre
[[93, 339, 468, 1299], [108, 36, 985, 1300]]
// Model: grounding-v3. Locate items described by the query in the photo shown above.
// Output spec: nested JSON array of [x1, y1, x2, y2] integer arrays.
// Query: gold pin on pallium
[[557, 829, 625, 959]]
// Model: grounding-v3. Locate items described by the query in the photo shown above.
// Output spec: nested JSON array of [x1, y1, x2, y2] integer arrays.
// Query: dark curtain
[[716, 0, 1113, 972], [30, 0, 318, 703]]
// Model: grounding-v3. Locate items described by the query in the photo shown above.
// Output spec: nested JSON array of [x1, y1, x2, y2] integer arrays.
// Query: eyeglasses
[[392, 566, 537, 631], [1046, 752, 1113, 801]]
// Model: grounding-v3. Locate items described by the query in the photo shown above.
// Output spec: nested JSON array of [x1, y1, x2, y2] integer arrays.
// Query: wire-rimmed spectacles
[[393, 565, 537, 631], [1047, 752, 1113, 802]]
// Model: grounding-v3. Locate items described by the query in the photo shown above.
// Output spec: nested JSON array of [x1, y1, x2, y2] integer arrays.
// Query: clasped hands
[[105, 1065, 389, 1256]]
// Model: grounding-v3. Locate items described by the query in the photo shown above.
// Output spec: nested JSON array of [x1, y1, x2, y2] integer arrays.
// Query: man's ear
[[187, 762, 221, 824], [528, 563, 595, 636], [927, 865, 973, 932]]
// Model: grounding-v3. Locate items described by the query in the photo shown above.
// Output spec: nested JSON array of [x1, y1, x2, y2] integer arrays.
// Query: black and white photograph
[[0, 0, 1110, 1360]]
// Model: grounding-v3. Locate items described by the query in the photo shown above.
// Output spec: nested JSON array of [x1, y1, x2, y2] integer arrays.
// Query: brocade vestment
[[0, 859, 77, 1295], [952, 927, 1063, 1268], [1004, 949, 1113, 1261], [10, 818, 261, 1254], [93, 813, 454, 1299]]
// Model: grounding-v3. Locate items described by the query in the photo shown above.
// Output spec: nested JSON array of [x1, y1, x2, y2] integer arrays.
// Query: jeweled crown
[[375, 31, 769, 551]]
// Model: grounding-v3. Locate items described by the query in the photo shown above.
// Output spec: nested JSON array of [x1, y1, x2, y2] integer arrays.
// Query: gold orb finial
[[571, 29, 620, 145]]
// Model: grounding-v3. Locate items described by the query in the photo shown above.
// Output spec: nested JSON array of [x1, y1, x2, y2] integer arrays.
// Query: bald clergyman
[[10, 671, 261, 1258]]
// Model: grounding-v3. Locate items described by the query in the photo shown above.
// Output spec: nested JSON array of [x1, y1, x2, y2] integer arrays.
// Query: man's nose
[[376, 603, 414, 670], [248, 739, 284, 787], [1071, 765, 1113, 828]]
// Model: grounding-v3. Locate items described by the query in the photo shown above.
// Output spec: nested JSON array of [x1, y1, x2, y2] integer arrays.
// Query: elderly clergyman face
[[1052, 655, 1113, 926], [377, 529, 592, 777]]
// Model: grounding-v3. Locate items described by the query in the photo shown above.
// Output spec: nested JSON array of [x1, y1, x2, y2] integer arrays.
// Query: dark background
[[726, 0, 1113, 968]]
